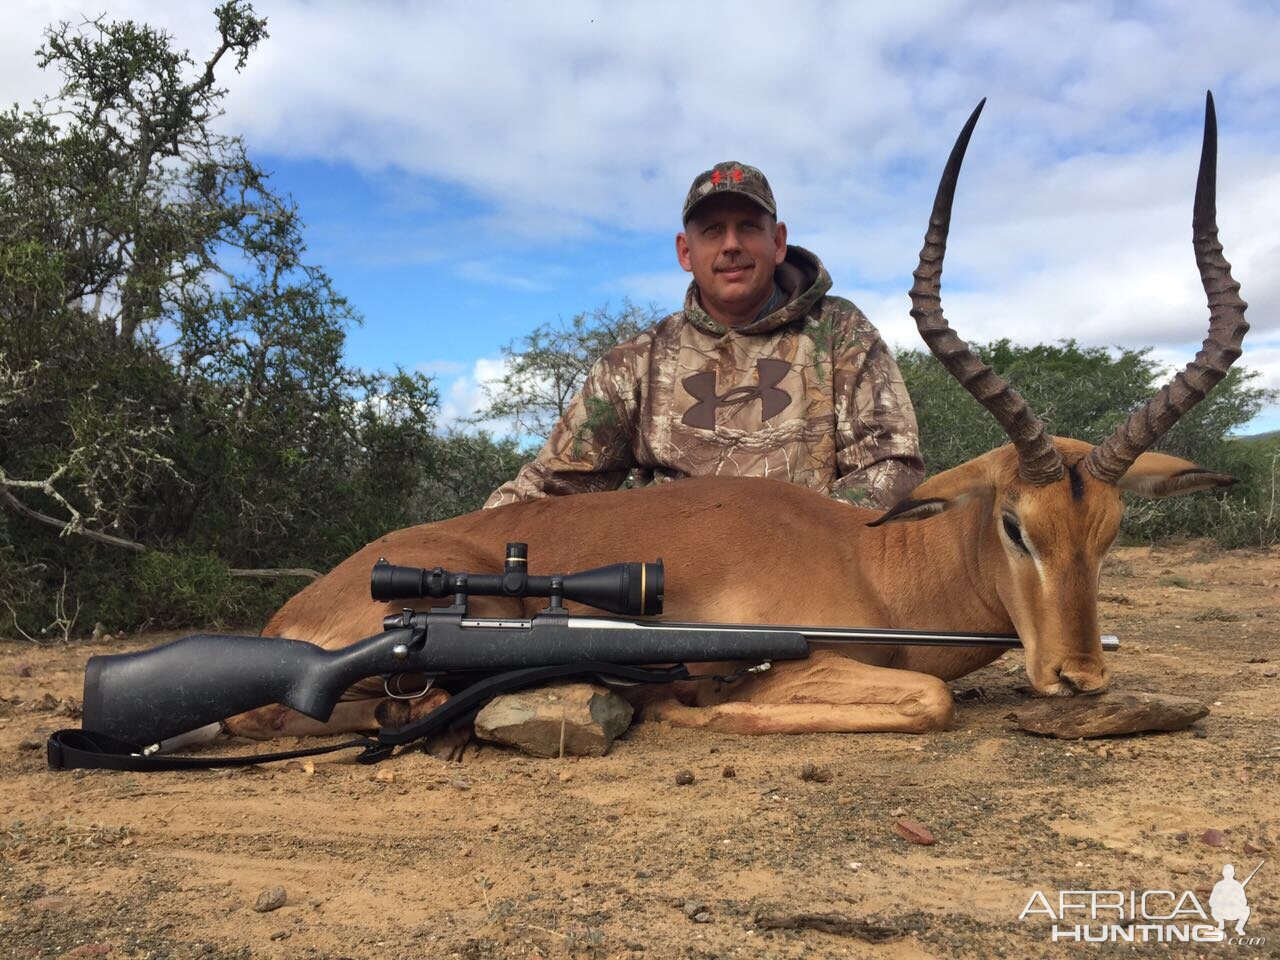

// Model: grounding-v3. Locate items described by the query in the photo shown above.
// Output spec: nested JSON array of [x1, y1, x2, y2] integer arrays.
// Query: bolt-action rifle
[[47, 543, 1118, 772]]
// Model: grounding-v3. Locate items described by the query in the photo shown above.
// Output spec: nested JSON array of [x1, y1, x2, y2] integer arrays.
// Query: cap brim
[[683, 189, 776, 224]]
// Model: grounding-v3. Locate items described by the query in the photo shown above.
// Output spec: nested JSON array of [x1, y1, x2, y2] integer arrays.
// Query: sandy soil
[[1, 543, 1277, 960]]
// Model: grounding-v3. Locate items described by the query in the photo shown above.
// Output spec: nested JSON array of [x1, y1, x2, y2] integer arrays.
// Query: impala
[[227, 94, 1246, 740]]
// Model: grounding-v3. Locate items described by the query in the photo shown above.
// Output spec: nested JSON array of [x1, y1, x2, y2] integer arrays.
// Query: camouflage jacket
[[484, 246, 924, 510]]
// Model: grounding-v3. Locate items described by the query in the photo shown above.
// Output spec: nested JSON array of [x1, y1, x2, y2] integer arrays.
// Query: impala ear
[[1117, 452, 1236, 499], [866, 459, 994, 526]]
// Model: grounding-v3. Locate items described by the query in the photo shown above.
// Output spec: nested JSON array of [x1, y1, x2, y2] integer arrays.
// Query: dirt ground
[[1, 542, 1277, 960]]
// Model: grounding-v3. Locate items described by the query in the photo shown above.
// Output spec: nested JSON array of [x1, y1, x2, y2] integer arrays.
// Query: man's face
[[676, 194, 787, 325]]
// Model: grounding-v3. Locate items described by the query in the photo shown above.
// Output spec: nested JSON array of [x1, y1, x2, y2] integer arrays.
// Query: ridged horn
[[1084, 91, 1249, 485], [908, 99, 1064, 485]]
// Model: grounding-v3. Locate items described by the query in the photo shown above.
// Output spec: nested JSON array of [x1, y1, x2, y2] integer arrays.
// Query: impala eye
[[1002, 513, 1029, 553]]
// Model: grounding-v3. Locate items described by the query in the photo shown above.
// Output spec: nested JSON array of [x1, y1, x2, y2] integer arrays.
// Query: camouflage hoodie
[[484, 246, 924, 509]]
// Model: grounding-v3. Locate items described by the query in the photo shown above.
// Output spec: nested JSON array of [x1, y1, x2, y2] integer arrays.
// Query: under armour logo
[[681, 359, 791, 430]]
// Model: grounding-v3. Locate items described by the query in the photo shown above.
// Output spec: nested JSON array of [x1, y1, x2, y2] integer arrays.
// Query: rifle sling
[[46, 661, 691, 772]]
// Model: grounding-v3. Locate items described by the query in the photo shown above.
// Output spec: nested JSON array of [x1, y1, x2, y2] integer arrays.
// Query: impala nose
[[1056, 662, 1109, 696]]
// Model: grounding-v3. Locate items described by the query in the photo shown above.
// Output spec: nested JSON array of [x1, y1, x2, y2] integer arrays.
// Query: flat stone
[[252, 886, 287, 913], [474, 682, 633, 758], [1008, 690, 1209, 739]]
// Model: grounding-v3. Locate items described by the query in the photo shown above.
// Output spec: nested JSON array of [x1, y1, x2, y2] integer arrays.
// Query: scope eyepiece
[[370, 547, 664, 616]]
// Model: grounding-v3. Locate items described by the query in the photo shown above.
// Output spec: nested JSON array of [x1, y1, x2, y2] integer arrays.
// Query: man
[[485, 161, 923, 510]]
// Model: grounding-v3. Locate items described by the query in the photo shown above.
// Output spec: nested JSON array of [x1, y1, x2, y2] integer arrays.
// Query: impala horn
[[1083, 91, 1249, 485], [908, 99, 1064, 485]]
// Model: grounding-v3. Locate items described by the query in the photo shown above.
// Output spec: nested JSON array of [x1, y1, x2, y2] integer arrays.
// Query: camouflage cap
[[682, 161, 777, 224]]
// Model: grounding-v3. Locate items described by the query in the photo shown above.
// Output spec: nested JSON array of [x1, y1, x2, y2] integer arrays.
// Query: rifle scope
[[370, 542, 664, 616]]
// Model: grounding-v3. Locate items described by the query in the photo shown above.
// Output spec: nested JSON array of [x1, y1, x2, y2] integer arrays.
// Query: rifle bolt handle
[[391, 644, 410, 662]]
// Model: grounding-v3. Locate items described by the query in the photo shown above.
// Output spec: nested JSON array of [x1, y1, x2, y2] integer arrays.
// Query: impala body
[[227, 94, 1246, 740]]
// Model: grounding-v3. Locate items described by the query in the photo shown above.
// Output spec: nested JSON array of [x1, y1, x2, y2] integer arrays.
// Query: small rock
[[800, 762, 832, 783], [268, 930, 290, 941], [91, 622, 106, 642], [1192, 724, 1209, 739], [252, 886, 287, 913], [721, 765, 736, 779], [894, 817, 937, 846], [556, 770, 572, 783], [450, 778, 471, 791], [682, 900, 706, 919], [1175, 831, 1190, 843], [1201, 829, 1225, 848], [14, 662, 33, 678], [372, 768, 396, 784], [1244, 840, 1267, 855], [693, 912, 712, 923], [1008, 690, 1209, 739], [891, 806, 907, 817], [301, 760, 315, 776], [18, 739, 41, 752], [674, 770, 695, 786], [474, 682, 633, 758]]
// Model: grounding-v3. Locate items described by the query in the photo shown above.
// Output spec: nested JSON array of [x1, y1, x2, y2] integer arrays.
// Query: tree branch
[[0, 489, 319, 579]]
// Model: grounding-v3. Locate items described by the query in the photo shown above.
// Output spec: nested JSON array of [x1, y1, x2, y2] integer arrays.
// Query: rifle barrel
[[566, 617, 1120, 652]]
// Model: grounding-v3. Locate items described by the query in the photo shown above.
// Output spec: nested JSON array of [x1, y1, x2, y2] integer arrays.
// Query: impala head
[[873, 93, 1248, 697]]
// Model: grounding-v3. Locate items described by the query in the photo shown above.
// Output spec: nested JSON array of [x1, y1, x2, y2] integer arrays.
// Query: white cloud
[[435, 356, 512, 432], [6, 0, 1278, 425]]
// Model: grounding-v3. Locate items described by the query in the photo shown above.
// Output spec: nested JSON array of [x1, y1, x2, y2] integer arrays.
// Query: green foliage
[[0, 4, 520, 638], [896, 339, 1277, 545], [476, 300, 662, 442]]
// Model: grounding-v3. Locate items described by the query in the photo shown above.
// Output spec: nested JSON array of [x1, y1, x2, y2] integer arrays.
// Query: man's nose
[[721, 227, 742, 251]]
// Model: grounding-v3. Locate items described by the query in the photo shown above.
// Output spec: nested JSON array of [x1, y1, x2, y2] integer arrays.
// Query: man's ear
[[1117, 451, 1236, 498], [675, 232, 693, 273], [773, 220, 787, 264], [866, 458, 994, 527]]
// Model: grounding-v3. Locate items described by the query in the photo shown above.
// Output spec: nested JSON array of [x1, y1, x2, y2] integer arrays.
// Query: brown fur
[[224, 437, 1231, 740]]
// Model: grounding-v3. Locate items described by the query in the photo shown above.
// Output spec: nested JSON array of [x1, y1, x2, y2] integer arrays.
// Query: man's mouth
[[715, 263, 753, 279]]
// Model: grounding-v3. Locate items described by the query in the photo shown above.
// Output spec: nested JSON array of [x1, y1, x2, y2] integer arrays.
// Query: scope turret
[[370, 543, 663, 616]]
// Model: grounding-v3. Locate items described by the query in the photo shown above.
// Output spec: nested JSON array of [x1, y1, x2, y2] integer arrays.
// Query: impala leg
[[640, 650, 954, 734]]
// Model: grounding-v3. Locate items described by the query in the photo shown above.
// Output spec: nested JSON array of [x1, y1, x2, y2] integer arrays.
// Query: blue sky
[[8, 0, 1280, 437]]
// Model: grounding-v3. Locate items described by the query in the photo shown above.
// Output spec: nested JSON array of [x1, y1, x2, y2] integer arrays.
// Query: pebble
[[800, 762, 833, 783], [693, 912, 712, 923], [674, 770, 695, 786], [252, 886, 287, 913], [268, 930, 290, 941], [18, 739, 41, 751], [721, 765, 736, 779], [682, 899, 707, 918], [14, 662, 33, 677]]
